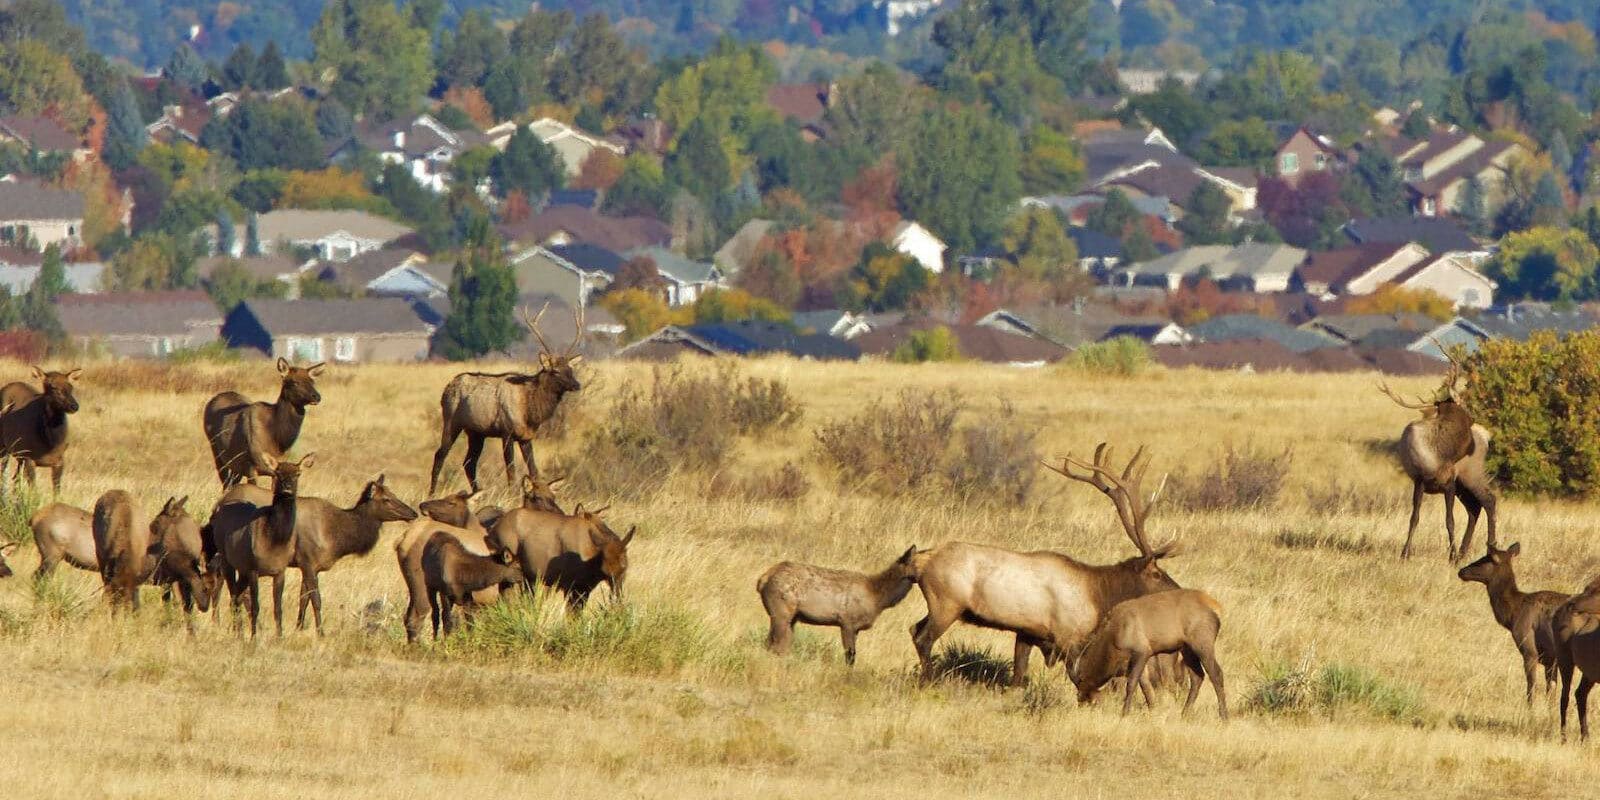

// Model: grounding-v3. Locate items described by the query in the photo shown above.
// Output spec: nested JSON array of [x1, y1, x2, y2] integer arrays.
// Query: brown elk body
[[274, 475, 417, 634], [421, 532, 524, 637], [31, 502, 96, 578], [1457, 543, 1568, 704], [92, 490, 147, 609], [428, 305, 583, 494], [489, 504, 634, 610], [148, 496, 216, 625], [1069, 589, 1228, 719], [0, 367, 81, 495], [911, 444, 1180, 686], [1379, 361, 1496, 561], [203, 358, 323, 487], [396, 515, 498, 642], [207, 454, 312, 636], [1554, 583, 1600, 740], [758, 546, 919, 666]]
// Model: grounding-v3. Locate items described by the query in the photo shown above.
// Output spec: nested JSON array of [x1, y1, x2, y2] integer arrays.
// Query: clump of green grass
[[30, 573, 92, 623], [1250, 657, 1426, 724], [1060, 337, 1152, 377], [456, 590, 711, 674], [0, 484, 41, 546], [1019, 680, 1066, 717], [924, 644, 1011, 687]]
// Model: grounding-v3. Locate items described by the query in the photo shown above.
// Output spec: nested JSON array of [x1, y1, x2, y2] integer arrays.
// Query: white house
[[528, 118, 626, 178], [890, 221, 947, 273]]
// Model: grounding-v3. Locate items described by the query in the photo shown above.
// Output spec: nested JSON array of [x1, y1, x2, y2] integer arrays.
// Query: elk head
[[1045, 442, 1181, 594], [34, 366, 82, 415], [576, 503, 634, 599], [276, 357, 325, 409], [265, 452, 315, 497], [359, 474, 419, 523], [522, 303, 583, 393], [151, 496, 211, 612], [1458, 542, 1520, 585], [420, 489, 482, 527], [0, 541, 16, 578], [520, 474, 564, 513], [1378, 337, 1470, 420]]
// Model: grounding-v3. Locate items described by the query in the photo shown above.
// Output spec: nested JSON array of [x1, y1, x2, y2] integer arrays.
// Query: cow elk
[[1554, 583, 1600, 741], [92, 490, 147, 610], [421, 532, 524, 637], [910, 443, 1181, 686], [396, 515, 500, 642], [489, 503, 635, 610], [203, 358, 323, 487], [1069, 589, 1228, 720], [1456, 542, 1568, 705], [277, 474, 418, 634], [148, 496, 216, 627], [0, 367, 82, 495], [1379, 350, 1496, 562], [428, 304, 584, 494], [757, 546, 920, 666], [32, 502, 96, 578], [208, 453, 313, 636]]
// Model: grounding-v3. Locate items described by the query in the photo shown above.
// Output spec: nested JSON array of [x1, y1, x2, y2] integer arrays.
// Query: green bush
[[1249, 658, 1425, 724], [1060, 336, 1152, 376], [1465, 330, 1600, 495], [891, 326, 963, 363], [457, 590, 709, 674]]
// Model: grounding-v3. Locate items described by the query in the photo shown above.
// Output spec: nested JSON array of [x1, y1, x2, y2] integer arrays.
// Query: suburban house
[[880, 0, 941, 36], [1300, 313, 1438, 346], [0, 181, 85, 251], [616, 321, 862, 360], [765, 82, 833, 140], [529, 118, 626, 178], [509, 243, 625, 309], [853, 321, 1068, 366], [223, 298, 435, 363], [1379, 128, 1525, 218], [793, 310, 874, 339], [1344, 215, 1483, 255], [886, 221, 947, 273], [254, 210, 413, 262], [1188, 314, 1341, 353], [1025, 192, 1178, 229], [624, 246, 724, 306], [1274, 127, 1343, 186], [196, 252, 302, 292], [56, 290, 223, 358], [1085, 127, 1258, 213], [1294, 235, 1496, 308], [345, 114, 512, 193], [0, 115, 87, 160], [713, 218, 774, 277], [145, 99, 211, 144], [1112, 243, 1307, 292], [0, 257, 103, 295], [498, 205, 672, 253], [1117, 69, 1201, 94], [1067, 228, 1124, 272], [976, 306, 1190, 348], [309, 248, 449, 299]]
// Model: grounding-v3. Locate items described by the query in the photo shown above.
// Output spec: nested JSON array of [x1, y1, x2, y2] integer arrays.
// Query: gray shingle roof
[[0, 181, 84, 221], [1189, 314, 1340, 353], [57, 291, 220, 336], [625, 246, 717, 284], [256, 210, 413, 245], [239, 298, 432, 336]]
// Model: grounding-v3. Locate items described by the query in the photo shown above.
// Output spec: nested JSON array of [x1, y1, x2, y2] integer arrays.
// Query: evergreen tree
[[437, 220, 521, 360], [1177, 183, 1232, 245], [245, 212, 262, 256], [255, 42, 290, 90], [1400, 110, 1431, 140], [20, 244, 67, 342], [104, 78, 147, 169], [665, 118, 732, 202], [215, 212, 237, 255], [1551, 131, 1575, 183], [1533, 172, 1567, 227], [1342, 149, 1408, 217], [164, 43, 208, 89], [897, 104, 1022, 253], [315, 99, 354, 144], [490, 127, 565, 199], [222, 43, 258, 90], [1459, 176, 1489, 236]]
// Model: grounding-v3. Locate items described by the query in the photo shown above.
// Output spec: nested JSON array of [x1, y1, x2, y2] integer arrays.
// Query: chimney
[[393, 129, 406, 149], [165, 104, 182, 119]]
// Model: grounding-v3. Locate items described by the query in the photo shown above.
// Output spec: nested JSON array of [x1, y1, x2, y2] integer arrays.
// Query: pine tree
[[255, 42, 290, 90], [165, 43, 209, 89], [490, 127, 565, 199], [245, 212, 262, 256], [1551, 132, 1574, 182], [222, 43, 258, 90], [1459, 176, 1489, 236], [105, 79, 148, 169], [20, 244, 66, 343], [216, 212, 237, 256], [437, 220, 520, 360]]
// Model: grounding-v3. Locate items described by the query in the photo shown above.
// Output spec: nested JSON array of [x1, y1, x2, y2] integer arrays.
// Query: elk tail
[[1199, 591, 1224, 619]]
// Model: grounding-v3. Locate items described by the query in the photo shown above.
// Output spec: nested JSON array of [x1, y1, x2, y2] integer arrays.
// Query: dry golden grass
[[0, 357, 1596, 798]]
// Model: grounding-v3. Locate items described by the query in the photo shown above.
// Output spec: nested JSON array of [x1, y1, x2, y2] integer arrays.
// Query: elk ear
[[298, 453, 318, 470], [546, 474, 566, 488], [308, 362, 327, 377], [899, 545, 917, 564], [29, 365, 43, 380], [568, 355, 584, 365], [621, 526, 635, 546], [175, 496, 188, 512], [66, 368, 83, 381], [465, 490, 483, 504], [1, 541, 17, 555], [1506, 542, 1521, 557], [276, 357, 290, 375], [538, 353, 554, 369], [573, 502, 586, 516], [375, 473, 386, 486]]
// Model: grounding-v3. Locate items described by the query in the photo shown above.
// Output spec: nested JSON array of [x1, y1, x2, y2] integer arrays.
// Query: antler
[[567, 301, 586, 359], [522, 302, 554, 355], [1428, 335, 1465, 399], [1043, 442, 1169, 558], [1376, 380, 1435, 410]]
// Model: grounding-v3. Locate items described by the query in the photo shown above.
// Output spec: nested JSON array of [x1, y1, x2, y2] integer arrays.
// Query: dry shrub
[[813, 391, 1037, 502], [1169, 444, 1293, 511], [707, 462, 811, 503]]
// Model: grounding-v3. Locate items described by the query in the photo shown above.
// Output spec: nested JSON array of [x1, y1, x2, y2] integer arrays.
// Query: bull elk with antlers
[[428, 304, 584, 494], [909, 443, 1182, 686], [1378, 345, 1496, 562]]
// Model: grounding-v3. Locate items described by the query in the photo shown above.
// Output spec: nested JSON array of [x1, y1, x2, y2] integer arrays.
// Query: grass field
[[0, 356, 1595, 799]]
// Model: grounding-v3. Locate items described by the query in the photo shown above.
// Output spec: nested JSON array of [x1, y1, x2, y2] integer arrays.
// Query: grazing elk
[[1457, 543, 1569, 705], [1555, 584, 1600, 740], [758, 546, 920, 666], [1379, 353, 1496, 562], [92, 490, 147, 610], [148, 496, 216, 628], [208, 453, 313, 637], [421, 531, 524, 637], [32, 502, 96, 578], [0, 367, 81, 495], [1069, 589, 1228, 720], [203, 358, 323, 487], [489, 503, 635, 610], [274, 474, 418, 634], [396, 515, 500, 642], [910, 443, 1181, 686], [0, 541, 15, 578], [428, 304, 584, 494]]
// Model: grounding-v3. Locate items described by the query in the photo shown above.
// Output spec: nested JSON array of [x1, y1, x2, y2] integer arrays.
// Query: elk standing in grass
[[421, 532, 524, 637], [0, 367, 81, 495], [203, 358, 323, 488], [489, 503, 635, 610], [148, 496, 216, 629], [1069, 589, 1228, 719], [397, 513, 501, 642], [31, 502, 95, 578], [1379, 352, 1496, 561], [1554, 583, 1600, 740], [428, 305, 583, 494], [274, 474, 418, 634], [1457, 543, 1568, 705], [92, 490, 147, 610], [910, 443, 1181, 686], [758, 546, 920, 666], [207, 454, 313, 637]]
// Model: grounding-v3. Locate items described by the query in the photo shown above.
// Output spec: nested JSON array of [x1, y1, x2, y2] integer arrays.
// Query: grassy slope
[[0, 357, 1594, 799]]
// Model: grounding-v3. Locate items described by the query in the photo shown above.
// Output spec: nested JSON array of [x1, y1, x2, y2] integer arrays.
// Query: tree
[[255, 42, 290, 90], [602, 154, 667, 217], [1341, 148, 1408, 218], [666, 118, 733, 202], [691, 288, 788, 324], [1261, 172, 1351, 249], [312, 0, 433, 118], [437, 9, 507, 89], [613, 255, 663, 294], [571, 149, 624, 191], [1459, 176, 1489, 236], [600, 288, 680, 342], [109, 234, 190, 291], [1400, 111, 1431, 140], [1532, 172, 1568, 227], [201, 99, 322, 172], [1121, 223, 1159, 263], [205, 258, 289, 312], [897, 105, 1021, 254], [892, 326, 963, 363], [222, 43, 258, 91], [1020, 126, 1083, 195], [1000, 207, 1076, 279], [1128, 77, 1214, 147], [1178, 182, 1233, 245], [550, 13, 645, 114], [1196, 118, 1278, 168], [1084, 189, 1139, 239], [933, 0, 1091, 91], [1487, 226, 1600, 301], [315, 99, 354, 144], [104, 78, 147, 169], [378, 162, 450, 250], [736, 248, 802, 308], [278, 168, 377, 210], [840, 244, 927, 312], [164, 43, 208, 89], [490, 127, 565, 199], [437, 221, 520, 359], [1342, 285, 1455, 321], [824, 62, 927, 157]]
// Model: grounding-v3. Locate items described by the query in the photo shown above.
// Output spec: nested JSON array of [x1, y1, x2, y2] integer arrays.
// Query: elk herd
[[5, 316, 1600, 737]]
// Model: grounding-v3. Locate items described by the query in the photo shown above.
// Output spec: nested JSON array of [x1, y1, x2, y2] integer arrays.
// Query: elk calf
[[757, 546, 918, 666], [92, 490, 148, 610], [31, 502, 96, 577], [1069, 589, 1228, 720], [1458, 543, 1569, 704], [421, 531, 523, 637]]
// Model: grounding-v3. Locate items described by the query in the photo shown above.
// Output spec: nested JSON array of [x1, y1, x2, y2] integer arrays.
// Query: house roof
[[1470, 305, 1597, 342], [1067, 228, 1123, 260], [56, 290, 221, 337], [1188, 314, 1340, 353], [853, 321, 1068, 364], [625, 246, 717, 284], [0, 181, 84, 220], [1296, 242, 1410, 289], [791, 310, 856, 336], [1123, 243, 1307, 283], [547, 189, 600, 209], [547, 243, 625, 276], [196, 253, 300, 282], [1345, 216, 1479, 253], [619, 321, 860, 360], [713, 219, 775, 274], [1304, 312, 1437, 344], [237, 298, 432, 336], [497, 206, 671, 253], [0, 115, 79, 151], [1399, 129, 1473, 170], [1154, 339, 1310, 372], [1408, 140, 1517, 198], [316, 247, 423, 292], [766, 83, 830, 124], [978, 304, 1172, 348], [256, 210, 413, 245], [355, 114, 479, 159]]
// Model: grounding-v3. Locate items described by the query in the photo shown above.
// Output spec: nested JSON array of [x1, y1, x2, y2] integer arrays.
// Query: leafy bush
[[457, 591, 708, 674], [0, 484, 40, 546], [1249, 658, 1425, 724], [1465, 330, 1600, 495], [891, 326, 963, 363], [1060, 336, 1152, 376], [1168, 444, 1293, 511]]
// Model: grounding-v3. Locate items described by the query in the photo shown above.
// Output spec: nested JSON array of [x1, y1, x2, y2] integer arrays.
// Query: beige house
[[1273, 128, 1342, 186], [223, 298, 434, 363], [56, 290, 223, 358], [528, 118, 626, 178], [0, 181, 85, 250]]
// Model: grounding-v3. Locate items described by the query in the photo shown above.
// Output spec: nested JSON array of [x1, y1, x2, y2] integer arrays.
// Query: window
[[286, 337, 323, 362], [334, 336, 356, 362], [1461, 288, 1480, 307], [1313, 153, 1328, 169], [151, 337, 175, 357], [1279, 153, 1299, 175], [1421, 197, 1437, 216]]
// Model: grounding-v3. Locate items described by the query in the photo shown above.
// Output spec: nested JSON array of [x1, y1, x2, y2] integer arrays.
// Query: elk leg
[[1579, 677, 1595, 741], [501, 438, 517, 485], [441, 595, 456, 636], [1012, 637, 1032, 687], [1181, 650, 1204, 715], [1140, 672, 1156, 709], [1401, 479, 1423, 560], [1456, 484, 1482, 563], [1441, 484, 1459, 562], [911, 604, 959, 683], [296, 571, 313, 631], [462, 434, 486, 493], [1123, 652, 1150, 717], [428, 588, 441, 639], [1523, 649, 1540, 706], [1480, 485, 1498, 549], [271, 573, 286, 637], [246, 576, 260, 638], [49, 464, 61, 497], [428, 424, 464, 495], [765, 611, 792, 655], [1559, 657, 1575, 740], [518, 440, 536, 480], [1200, 649, 1228, 721], [840, 626, 858, 667]]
